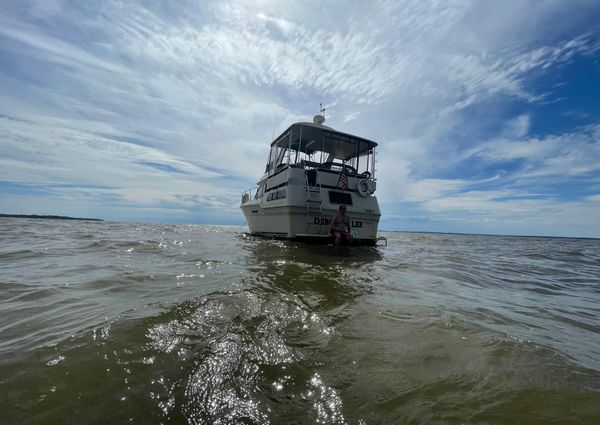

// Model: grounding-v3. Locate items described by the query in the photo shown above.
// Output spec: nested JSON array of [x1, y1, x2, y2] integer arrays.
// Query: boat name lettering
[[312, 218, 363, 227]]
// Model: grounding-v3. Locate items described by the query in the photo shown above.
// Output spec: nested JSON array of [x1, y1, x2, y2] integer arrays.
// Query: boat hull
[[241, 202, 381, 245]]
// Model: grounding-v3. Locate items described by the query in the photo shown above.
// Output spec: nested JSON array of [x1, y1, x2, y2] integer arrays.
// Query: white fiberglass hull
[[242, 204, 380, 244], [241, 169, 381, 244]]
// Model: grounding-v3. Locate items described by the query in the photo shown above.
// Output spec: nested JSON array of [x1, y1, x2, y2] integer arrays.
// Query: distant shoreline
[[0, 214, 103, 222]]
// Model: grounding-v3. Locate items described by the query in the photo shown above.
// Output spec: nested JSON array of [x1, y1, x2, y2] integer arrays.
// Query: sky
[[1, 0, 599, 238]]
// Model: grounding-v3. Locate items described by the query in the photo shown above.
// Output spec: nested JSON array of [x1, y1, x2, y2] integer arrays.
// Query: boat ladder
[[305, 170, 322, 231], [376, 236, 388, 246]]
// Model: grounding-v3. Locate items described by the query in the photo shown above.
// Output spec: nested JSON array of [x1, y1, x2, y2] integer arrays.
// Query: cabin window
[[328, 191, 353, 205], [255, 184, 265, 199], [267, 145, 290, 175]]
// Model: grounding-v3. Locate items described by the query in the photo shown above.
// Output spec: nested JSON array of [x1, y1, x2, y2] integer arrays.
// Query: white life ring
[[357, 179, 370, 197]]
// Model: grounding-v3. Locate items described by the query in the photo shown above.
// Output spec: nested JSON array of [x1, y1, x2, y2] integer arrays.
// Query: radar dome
[[313, 114, 326, 125]]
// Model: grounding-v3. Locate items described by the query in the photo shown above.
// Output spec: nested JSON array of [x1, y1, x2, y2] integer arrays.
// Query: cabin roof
[[270, 122, 378, 160]]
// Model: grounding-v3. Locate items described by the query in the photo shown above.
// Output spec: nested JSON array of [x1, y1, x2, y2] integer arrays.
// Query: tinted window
[[328, 191, 353, 205]]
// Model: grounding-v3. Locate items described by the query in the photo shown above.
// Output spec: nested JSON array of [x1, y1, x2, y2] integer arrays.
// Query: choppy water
[[1, 218, 599, 424]]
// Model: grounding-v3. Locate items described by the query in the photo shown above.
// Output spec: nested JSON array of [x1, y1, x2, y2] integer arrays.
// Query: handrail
[[300, 159, 374, 179], [376, 236, 387, 246], [304, 169, 322, 232], [241, 187, 256, 204]]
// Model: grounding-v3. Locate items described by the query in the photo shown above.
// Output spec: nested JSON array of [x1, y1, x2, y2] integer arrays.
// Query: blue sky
[[1, 0, 599, 237]]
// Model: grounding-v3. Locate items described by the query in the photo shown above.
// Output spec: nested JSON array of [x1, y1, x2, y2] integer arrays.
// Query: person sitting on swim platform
[[329, 205, 352, 246]]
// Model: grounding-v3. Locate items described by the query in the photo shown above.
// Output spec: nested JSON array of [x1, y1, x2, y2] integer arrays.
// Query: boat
[[241, 112, 381, 245]]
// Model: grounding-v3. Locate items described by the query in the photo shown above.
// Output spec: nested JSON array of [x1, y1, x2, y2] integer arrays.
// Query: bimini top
[[270, 121, 378, 161]]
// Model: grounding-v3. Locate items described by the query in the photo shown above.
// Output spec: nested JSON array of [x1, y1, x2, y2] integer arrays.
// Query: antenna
[[313, 103, 327, 125]]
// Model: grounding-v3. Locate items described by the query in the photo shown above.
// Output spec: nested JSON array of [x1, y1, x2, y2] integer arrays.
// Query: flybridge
[[270, 122, 377, 157], [266, 116, 377, 178]]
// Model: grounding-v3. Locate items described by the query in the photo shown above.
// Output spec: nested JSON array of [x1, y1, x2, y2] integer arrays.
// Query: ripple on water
[[143, 286, 340, 423], [1, 222, 600, 424]]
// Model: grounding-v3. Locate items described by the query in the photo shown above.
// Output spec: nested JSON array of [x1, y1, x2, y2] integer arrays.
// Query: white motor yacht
[[241, 113, 381, 245]]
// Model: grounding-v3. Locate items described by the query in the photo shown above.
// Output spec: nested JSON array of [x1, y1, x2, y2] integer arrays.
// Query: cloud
[[378, 119, 600, 236], [465, 124, 600, 179], [255, 12, 297, 34], [0, 117, 243, 217], [0, 15, 131, 75], [1, 0, 599, 235]]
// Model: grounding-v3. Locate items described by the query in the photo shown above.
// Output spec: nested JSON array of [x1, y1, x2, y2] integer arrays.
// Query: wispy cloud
[[0, 0, 599, 235], [466, 124, 600, 178], [0, 117, 241, 220], [0, 15, 131, 75], [379, 120, 600, 236]]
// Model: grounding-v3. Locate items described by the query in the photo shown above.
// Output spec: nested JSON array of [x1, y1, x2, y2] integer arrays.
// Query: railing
[[241, 187, 256, 205], [376, 236, 388, 246]]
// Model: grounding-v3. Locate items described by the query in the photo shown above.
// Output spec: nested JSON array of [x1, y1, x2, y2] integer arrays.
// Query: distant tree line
[[0, 214, 103, 221]]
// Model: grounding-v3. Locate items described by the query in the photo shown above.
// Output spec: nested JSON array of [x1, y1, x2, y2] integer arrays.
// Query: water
[[1, 218, 599, 424]]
